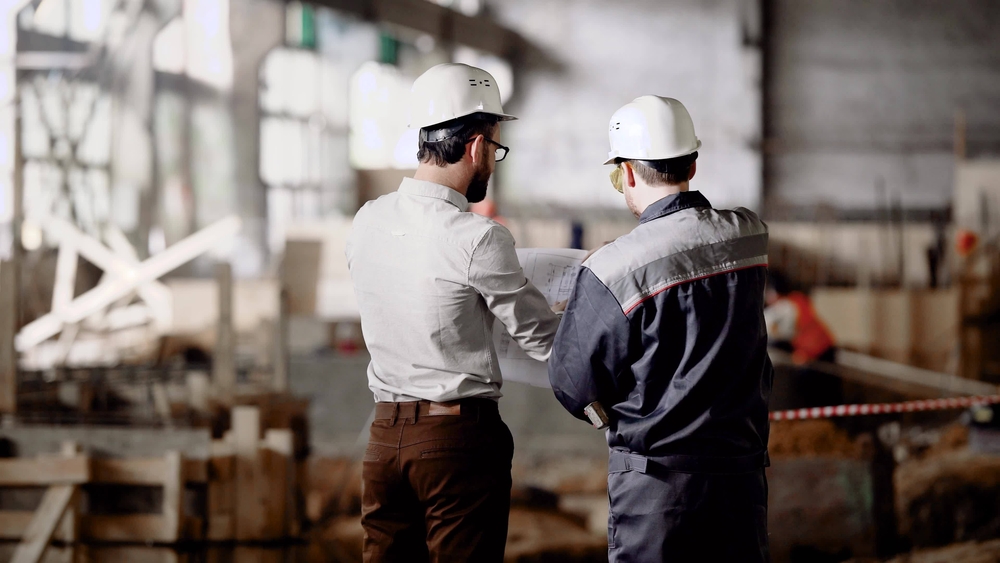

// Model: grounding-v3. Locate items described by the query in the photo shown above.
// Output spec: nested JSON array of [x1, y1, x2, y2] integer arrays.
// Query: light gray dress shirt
[[346, 177, 560, 403]]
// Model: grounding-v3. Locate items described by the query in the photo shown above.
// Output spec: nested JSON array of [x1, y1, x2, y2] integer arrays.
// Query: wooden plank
[[0, 544, 72, 563], [75, 546, 181, 563], [207, 455, 235, 541], [184, 516, 205, 541], [162, 451, 183, 542], [57, 444, 79, 544], [233, 406, 267, 541], [0, 261, 18, 414], [214, 263, 236, 399], [59, 457, 206, 485], [0, 513, 184, 545], [92, 458, 165, 485], [259, 448, 287, 539], [837, 350, 998, 397], [273, 288, 289, 392], [0, 457, 90, 485], [82, 514, 173, 542], [207, 514, 233, 542], [184, 458, 208, 483], [0, 511, 36, 540], [11, 485, 77, 563], [264, 428, 295, 536], [0, 511, 76, 543]]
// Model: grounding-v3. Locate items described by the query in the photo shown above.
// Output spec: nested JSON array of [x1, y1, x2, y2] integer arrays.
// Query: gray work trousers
[[607, 451, 771, 563]]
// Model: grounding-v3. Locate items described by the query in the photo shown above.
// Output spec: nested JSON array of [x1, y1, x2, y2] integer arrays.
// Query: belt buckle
[[427, 402, 462, 416]]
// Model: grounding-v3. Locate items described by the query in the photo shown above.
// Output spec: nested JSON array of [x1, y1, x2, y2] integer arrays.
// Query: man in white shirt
[[346, 63, 560, 563]]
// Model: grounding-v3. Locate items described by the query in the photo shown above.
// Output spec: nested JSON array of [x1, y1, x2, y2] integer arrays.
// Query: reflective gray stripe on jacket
[[548, 190, 774, 465]]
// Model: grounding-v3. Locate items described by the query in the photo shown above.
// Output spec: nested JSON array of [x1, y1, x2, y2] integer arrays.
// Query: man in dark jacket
[[549, 95, 773, 562]]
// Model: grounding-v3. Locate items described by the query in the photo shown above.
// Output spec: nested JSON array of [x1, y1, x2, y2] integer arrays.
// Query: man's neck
[[637, 182, 689, 214], [413, 164, 470, 198]]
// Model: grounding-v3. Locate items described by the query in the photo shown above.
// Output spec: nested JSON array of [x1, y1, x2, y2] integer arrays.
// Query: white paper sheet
[[494, 248, 588, 387]]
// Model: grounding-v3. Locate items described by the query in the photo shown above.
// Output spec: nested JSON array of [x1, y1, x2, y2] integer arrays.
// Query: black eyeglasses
[[462, 135, 509, 161], [483, 137, 509, 162]]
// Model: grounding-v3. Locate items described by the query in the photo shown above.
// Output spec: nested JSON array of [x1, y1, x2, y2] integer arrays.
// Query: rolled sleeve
[[548, 267, 630, 421], [468, 225, 560, 362]]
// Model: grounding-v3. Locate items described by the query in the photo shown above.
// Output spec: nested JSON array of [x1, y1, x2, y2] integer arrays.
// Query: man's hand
[[551, 300, 568, 313]]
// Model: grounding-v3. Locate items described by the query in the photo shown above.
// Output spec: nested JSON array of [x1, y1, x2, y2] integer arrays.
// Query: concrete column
[[229, 0, 285, 274]]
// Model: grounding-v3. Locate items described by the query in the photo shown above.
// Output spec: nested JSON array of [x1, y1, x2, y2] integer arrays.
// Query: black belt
[[609, 448, 769, 475]]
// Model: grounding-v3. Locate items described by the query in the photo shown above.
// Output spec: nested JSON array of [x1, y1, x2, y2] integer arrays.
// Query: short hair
[[625, 152, 698, 186], [417, 113, 500, 167], [767, 269, 792, 295]]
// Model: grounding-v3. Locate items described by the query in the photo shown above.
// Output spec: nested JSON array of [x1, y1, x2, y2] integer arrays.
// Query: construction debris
[[895, 451, 1000, 549], [769, 419, 868, 459]]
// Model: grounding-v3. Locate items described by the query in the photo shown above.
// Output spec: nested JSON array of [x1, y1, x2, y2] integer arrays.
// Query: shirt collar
[[398, 177, 470, 212], [638, 190, 712, 224]]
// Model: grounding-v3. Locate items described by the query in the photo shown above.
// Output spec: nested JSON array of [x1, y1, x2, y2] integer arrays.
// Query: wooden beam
[[0, 511, 39, 540], [91, 458, 165, 485], [10, 485, 76, 563], [2, 512, 199, 544], [0, 261, 18, 413], [0, 457, 90, 486], [207, 454, 235, 541], [162, 451, 183, 542], [836, 350, 998, 397], [771, 349, 999, 399], [82, 514, 173, 543], [233, 406, 267, 541], [17, 216, 241, 352], [273, 288, 289, 392], [214, 263, 236, 399]]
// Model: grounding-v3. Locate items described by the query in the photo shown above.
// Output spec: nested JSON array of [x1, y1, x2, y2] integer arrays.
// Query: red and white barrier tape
[[769, 395, 1000, 421]]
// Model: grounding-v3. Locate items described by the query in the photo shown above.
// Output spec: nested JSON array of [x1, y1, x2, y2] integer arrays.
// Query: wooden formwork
[[0, 405, 301, 559]]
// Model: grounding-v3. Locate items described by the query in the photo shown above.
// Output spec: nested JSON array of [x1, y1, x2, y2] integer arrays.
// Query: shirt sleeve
[[468, 225, 560, 362], [548, 267, 630, 421]]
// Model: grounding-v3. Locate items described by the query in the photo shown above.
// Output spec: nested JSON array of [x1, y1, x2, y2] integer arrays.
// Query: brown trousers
[[361, 399, 514, 563]]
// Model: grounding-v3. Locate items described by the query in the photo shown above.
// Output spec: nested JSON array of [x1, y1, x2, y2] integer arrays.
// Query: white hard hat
[[603, 96, 701, 165], [409, 63, 516, 130]]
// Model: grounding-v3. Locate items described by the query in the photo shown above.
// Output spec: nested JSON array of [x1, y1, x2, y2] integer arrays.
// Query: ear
[[467, 134, 485, 164], [688, 161, 697, 181], [623, 162, 638, 189]]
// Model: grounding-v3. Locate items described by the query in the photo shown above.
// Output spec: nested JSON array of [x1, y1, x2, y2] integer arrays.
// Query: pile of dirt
[[920, 424, 969, 459], [769, 420, 868, 459], [511, 455, 608, 495], [307, 456, 607, 563], [895, 451, 1000, 548], [316, 508, 606, 563], [845, 538, 1000, 563]]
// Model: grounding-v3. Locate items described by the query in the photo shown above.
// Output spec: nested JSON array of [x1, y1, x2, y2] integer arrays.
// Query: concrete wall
[[489, 0, 763, 213], [766, 0, 1000, 213]]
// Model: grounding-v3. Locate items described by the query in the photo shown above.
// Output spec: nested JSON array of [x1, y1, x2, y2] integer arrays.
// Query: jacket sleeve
[[468, 225, 560, 362], [548, 267, 630, 421]]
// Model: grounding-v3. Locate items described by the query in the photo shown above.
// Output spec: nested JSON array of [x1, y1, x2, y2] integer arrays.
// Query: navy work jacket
[[549, 191, 773, 473]]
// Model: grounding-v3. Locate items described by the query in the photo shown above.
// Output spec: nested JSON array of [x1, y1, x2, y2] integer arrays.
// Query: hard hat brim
[[602, 140, 702, 166], [411, 111, 518, 130]]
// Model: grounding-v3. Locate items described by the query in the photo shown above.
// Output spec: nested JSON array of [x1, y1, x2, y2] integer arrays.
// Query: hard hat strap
[[422, 123, 466, 143]]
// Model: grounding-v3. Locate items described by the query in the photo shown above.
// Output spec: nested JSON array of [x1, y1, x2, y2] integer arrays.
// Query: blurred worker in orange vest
[[765, 270, 836, 365]]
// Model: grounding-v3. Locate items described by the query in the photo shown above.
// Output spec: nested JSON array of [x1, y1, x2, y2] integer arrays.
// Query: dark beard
[[466, 166, 490, 203]]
